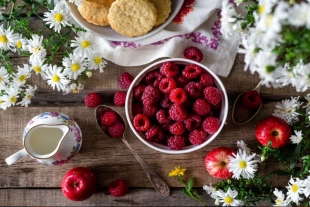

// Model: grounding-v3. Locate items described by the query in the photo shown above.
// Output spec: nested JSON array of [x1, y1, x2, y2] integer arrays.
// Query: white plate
[[67, 0, 184, 41]]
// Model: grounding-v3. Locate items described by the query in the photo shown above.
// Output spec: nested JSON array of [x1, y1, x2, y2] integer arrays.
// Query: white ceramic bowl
[[125, 58, 228, 154]]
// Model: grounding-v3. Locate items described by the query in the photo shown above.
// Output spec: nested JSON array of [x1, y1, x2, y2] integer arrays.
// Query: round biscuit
[[78, 2, 110, 26], [83, 0, 115, 8], [149, 0, 171, 26]]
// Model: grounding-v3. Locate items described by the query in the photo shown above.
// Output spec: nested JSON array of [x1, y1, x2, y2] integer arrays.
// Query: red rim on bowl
[[125, 58, 228, 154]]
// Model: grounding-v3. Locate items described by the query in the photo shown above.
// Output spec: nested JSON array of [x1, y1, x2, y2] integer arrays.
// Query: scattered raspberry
[[175, 75, 190, 87], [159, 77, 177, 94], [184, 114, 202, 131], [114, 91, 127, 106], [141, 86, 161, 106], [132, 102, 143, 116], [242, 90, 261, 108], [108, 179, 128, 197], [160, 94, 173, 109], [167, 135, 185, 150], [153, 73, 165, 88], [133, 114, 150, 132], [182, 64, 202, 79], [156, 109, 171, 125], [202, 117, 220, 134], [169, 88, 187, 104], [169, 122, 186, 135], [133, 84, 146, 101], [144, 70, 159, 85], [189, 129, 207, 145], [200, 72, 214, 87], [143, 104, 158, 119], [184, 81, 202, 98], [145, 125, 165, 143], [183, 46, 203, 62], [159, 62, 179, 77], [119, 72, 134, 89], [100, 110, 117, 126], [108, 122, 125, 138], [169, 104, 188, 122], [203, 86, 221, 106], [84, 93, 102, 107], [193, 98, 211, 116]]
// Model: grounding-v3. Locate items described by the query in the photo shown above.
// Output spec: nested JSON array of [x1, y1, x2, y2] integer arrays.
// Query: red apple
[[205, 147, 236, 179], [61, 167, 96, 201], [255, 116, 292, 148]]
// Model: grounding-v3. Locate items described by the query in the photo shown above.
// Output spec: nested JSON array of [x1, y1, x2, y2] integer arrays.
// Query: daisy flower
[[272, 96, 302, 125], [216, 187, 243, 206], [63, 82, 84, 95], [43, 3, 71, 33], [220, 0, 238, 39], [71, 31, 99, 57], [228, 149, 259, 179], [303, 94, 310, 115], [13, 33, 28, 51], [1, 84, 20, 110], [87, 52, 107, 73], [27, 34, 47, 62], [44, 64, 70, 91], [273, 188, 289, 206], [168, 166, 186, 177], [0, 25, 16, 51], [290, 130, 303, 144], [302, 177, 310, 198], [203, 184, 217, 199], [17, 85, 37, 107], [13, 64, 32, 86], [62, 53, 87, 80], [0, 66, 10, 90], [288, 2, 310, 29], [30, 58, 48, 76], [286, 177, 304, 205]]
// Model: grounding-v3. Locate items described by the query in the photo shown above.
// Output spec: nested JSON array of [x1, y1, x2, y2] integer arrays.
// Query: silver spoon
[[232, 80, 262, 125], [95, 105, 170, 197]]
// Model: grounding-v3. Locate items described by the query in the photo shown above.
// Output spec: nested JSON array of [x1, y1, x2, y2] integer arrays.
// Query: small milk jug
[[5, 112, 82, 166]]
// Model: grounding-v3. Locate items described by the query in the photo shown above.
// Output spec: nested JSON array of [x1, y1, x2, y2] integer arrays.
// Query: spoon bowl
[[95, 105, 170, 196]]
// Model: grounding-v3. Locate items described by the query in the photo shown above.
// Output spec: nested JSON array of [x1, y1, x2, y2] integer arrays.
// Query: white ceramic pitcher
[[5, 112, 82, 166]]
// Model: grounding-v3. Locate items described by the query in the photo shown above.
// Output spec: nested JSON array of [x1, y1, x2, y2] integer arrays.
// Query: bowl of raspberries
[[125, 58, 228, 154]]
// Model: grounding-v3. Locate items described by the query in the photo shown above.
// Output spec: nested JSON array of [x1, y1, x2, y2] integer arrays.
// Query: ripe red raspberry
[[242, 90, 261, 108], [193, 98, 211, 116], [84, 93, 102, 107], [160, 94, 173, 109], [145, 125, 165, 143], [184, 114, 202, 131], [169, 104, 188, 122], [141, 86, 161, 106], [118, 72, 134, 89], [189, 129, 207, 145], [182, 64, 202, 79], [100, 110, 117, 126], [184, 81, 202, 98], [183, 46, 203, 62], [167, 135, 185, 150], [203, 86, 221, 106], [108, 179, 128, 197], [144, 70, 159, 85], [133, 114, 150, 131], [169, 88, 187, 104], [159, 62, 179, 77], [133, 84, 146, 101], [202, 117, 220, 134], [159, 77, 177, 94], [169, 122, 186, 135], [108, 122, 125, 138], [156, 109, 171, 125], [175, 75, 190, 87], [114, 91, 127, 106], [132, 102, 143, 115], [200, 72, 214, 86], [153, 73, 165, 88], [143, 104, 158, 119]]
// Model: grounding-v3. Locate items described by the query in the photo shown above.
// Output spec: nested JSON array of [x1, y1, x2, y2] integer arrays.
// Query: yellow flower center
[[239, 160, 247, 169], [0, 35, 8, 44], [26, 94, 33, 100], [258, 5, 265, 15], [54, 13, 64, 23], [292, 184, 299, 193], [19, 75, 26, 82], [16, 41, 22, 49], [71, 63, 80, 71], [94, 56, 102, 65], [224, 196, 233, 204], [0, 100, 4, 103], [34, 66, 41, 73], [34, 47, 41, 53], [276, 198, 283, 203], [81, 40, 90, 49], [266, 15, 273, 27], [0, 76, 2, 82], [52, 75, 60, 82], [10, 96, 17, 103]]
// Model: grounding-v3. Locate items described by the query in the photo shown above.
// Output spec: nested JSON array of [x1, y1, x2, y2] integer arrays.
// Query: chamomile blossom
[[71, 31, 99, 57], [302, 94, 310, 115], [0, 66, 10, 90], [220, 0, 239, 39], [13, 33, 28, 51], [30, 58, 48, 76], [27, 34, 47, 62], [290, 130, 303, 144], [16, 85, 37, 107], [63, 82, 84, 95], [286, 177, 304, 205], [273, 188, 289, 206], [203, 184, 217, 199], [87, 52, 107, 73], [288, 2, 310, 29], [62, 53, 87, 80], [169, 166, 186, 177], [44, 64, 70, 91], [0, 25, 16, 51], [272, 96, 302, 125], [302, 177, 310, 198], [13, 64, 32, 86], [1, 84, 20, 110], [43, 3, 71, 33], [228, 149, 258, 179], [216, 187, 243, 206]]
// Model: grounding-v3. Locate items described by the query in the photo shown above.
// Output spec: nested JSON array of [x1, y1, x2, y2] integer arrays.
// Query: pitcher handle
[[5, 148, 28, 165]]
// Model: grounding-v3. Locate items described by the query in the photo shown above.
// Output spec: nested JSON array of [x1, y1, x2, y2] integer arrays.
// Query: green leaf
[[22, 0, 33, 5], [183, 188, 192, 198], [13, 6, 25, 17], [48, 0, 54, 10], [187, 178, 194, 191], [263, 170, 292, 181], [290, 144, 301, 169]]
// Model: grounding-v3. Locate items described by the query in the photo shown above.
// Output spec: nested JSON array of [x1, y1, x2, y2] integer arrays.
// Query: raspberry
[[133, 114, 150, 131], [189, 129, 207, 145], [114, 91, 127, 106], [202, 117, 220, 134], [156, 109, 171, 125], [159, 77, 177, 94], [132, 102, 143, 115], [203, 86, 221, 106], [167, 135, 185, 150], [175, 75, 190, 88], [84, 93, 102, 107], [182, 64, 202, 79], [184, 81, 202, 98], [145, 125, 165, 143], [133, 84, 146, 101], [184, 114, 202, 131], [169, 122, 186, 135], [200, 72, 214, 87], [108, 122, 125, 138], [100, 110, 117, 126], [169, 88, 187, 104], [153, 73, 165, 88], [159, 62, 179, 77], [193, 98, 211, 116], [118, 72, 134, 89], [160, 94, 173, 109], [242, 90, 261, 108], [108, 179, 128, 197], [143, 104, 158, 119], [169, 104, 188, 122], [144, 70, 159, 85], [141, 86, 161, 106], [183, 46, 203, 62]]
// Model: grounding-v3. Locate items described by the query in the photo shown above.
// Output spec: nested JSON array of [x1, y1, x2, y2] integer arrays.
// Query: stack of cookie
[[78, 0, 172, 37]]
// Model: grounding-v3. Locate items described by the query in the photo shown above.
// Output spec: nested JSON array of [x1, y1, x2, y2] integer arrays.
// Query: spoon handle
[[121, 137, 170, 197]]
